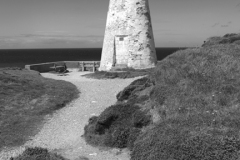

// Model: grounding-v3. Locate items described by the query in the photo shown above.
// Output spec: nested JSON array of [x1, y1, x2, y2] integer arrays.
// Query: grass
[[84, 36, 240, 159], [202, 33, 240, 47], [0, 67, 79, 150], [83, 68, 153, 79], [131, 43, 240, 159]]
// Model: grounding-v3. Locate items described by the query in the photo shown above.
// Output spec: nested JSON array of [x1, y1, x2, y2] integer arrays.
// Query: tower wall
[[99, 0, 157, 71]]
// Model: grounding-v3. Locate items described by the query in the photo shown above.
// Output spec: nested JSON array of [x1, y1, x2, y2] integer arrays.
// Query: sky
[[0, 0, 240, 49]]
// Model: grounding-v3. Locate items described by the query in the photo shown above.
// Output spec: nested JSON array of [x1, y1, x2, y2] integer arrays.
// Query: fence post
[[81, 62, 84, 72], [93, 62, 95, 72]]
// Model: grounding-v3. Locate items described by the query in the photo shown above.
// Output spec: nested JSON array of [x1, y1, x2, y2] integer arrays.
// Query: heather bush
[[116, 77, 152, 101], [10, 147, 67, 160], [83, 103, 151, 149]]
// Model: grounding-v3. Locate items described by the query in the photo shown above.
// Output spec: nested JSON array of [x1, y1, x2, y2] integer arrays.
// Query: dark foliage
[[116, 77, 152, 101], [10, 147, 67, 160], [83, 103, 151, 150]]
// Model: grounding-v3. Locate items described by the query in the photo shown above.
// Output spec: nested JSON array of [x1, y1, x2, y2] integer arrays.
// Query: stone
[[99, 0, 157, 71]]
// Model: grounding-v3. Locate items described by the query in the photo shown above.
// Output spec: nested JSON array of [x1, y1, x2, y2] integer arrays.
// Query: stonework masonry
[[99, 0, 157, 71]]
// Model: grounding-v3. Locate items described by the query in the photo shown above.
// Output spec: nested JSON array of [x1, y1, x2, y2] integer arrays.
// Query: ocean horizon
[[0, 47, 187, 68]]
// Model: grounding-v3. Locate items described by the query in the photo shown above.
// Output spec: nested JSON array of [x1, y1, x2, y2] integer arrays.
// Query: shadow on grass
[[0, 68, 79, 150]]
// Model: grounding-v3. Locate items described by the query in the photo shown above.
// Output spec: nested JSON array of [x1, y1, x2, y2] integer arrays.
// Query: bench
[[78, 61, 100, 72]]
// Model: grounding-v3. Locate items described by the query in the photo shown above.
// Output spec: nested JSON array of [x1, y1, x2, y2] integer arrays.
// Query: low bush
[[10, 147, 67, 160], [116, 77, 152, 101], [83, 103, 151, 150]]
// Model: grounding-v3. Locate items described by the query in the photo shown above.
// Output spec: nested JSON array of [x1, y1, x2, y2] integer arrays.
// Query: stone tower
[[99, 0, 157, 71]]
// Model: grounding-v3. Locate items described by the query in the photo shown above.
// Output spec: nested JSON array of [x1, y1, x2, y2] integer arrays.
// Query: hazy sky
[[0, 0, 240, 49]]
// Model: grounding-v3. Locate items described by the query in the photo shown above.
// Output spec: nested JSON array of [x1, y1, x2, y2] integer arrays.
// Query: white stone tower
[[99, 0, 157, 71]]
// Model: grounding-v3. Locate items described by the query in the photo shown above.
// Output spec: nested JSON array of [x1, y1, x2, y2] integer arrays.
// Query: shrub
[[83, 103, 151, 149], [10, 147, 67, 160], [116, 77, 152, 101]]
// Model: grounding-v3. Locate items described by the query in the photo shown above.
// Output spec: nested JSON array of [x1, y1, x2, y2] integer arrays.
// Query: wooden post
[[54, 63, 56, 72], [93, 62, 95, 72], [81, 62, 84, 71]]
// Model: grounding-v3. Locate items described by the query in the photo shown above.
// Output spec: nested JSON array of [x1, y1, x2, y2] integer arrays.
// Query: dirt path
[[0, 71, 140, 160]]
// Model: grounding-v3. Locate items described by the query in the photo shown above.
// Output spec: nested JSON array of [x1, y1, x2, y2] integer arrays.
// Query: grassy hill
[[84, 34, 240, 160], [202, 33, 240, 47], [0, 68, 79, 150]]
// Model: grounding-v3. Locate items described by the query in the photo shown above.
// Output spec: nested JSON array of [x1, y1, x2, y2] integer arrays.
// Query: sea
[[0, 48, 187, 68]]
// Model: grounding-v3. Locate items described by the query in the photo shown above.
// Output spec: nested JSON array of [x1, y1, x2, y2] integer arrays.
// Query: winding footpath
[[0, 71, 141, 160]]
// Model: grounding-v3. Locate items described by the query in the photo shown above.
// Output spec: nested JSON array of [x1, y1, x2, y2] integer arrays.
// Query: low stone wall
[[25, 62, 64, 73], [25, 61, 100, 73]]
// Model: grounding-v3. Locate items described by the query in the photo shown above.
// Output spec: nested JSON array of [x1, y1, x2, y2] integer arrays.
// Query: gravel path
[[0, 71, 140, 160]]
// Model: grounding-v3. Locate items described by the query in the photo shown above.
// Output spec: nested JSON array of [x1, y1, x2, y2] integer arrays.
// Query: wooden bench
[[78, 61, 100, 72]]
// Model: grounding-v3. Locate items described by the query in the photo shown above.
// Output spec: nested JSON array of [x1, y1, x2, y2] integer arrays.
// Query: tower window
[[120, 37, 124, 41]]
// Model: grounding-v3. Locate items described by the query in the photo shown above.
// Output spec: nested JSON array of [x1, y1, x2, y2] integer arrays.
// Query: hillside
[[0, 68, 79, 150], [84, 34, 240, 160], [202, 33, 240, 47]]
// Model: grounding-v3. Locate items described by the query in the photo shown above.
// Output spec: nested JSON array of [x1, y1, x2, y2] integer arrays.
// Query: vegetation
[[202, 33, 240, 47], [83, 76, 152, 150], [84, 33, 240, 159], [83, 68, 153, 79], [10, 147, 68, 160], [131, 43, 240, 160], [0, 68, 79, 150]]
